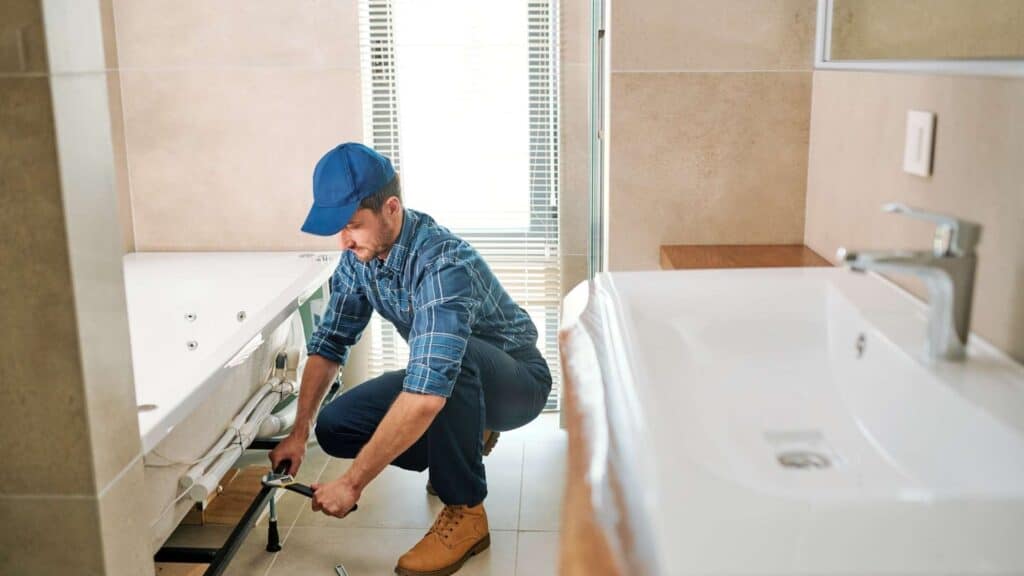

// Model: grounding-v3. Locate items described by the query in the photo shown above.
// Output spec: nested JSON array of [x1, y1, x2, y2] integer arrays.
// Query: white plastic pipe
[[179, 380, 275, 492], [178, 344, 305, 502], [256, 393, 298, 438], [187, 389, 282, 503]]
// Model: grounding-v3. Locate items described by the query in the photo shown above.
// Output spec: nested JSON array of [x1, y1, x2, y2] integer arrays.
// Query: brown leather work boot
[[426, 430, 499, 496], [394, 503, 490, 576]]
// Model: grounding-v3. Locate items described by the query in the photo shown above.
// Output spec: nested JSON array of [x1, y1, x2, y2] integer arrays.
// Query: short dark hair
[[358, 174, 402, 212]]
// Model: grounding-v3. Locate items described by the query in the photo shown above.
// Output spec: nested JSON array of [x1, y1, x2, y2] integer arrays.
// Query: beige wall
[[111, 0, 363, 251], [805, 71, 1024, 363], [831, 0, 1024, 61], [560, 0, 591, 296], [0, 0, 152, 573], [607, 0, 817, 271]]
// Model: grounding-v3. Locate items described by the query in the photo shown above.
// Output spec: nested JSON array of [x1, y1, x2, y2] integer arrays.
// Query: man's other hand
[[311, 476, 361, 518], [269, 432, 307, 477]]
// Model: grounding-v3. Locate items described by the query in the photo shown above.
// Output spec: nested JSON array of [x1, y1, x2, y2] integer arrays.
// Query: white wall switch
[[903, 109, 936, 177]]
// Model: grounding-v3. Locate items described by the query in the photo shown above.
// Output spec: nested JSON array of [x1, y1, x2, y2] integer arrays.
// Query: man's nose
[[338, 230, 354, 250]]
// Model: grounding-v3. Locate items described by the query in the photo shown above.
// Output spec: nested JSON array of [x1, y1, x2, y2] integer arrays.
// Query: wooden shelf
[[660, 244, 831, 270]]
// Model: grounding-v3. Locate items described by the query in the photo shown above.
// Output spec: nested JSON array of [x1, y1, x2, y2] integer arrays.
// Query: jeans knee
[[314, 409, 362, 458]]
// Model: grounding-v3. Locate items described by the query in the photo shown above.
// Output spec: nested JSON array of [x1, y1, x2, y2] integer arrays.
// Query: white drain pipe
[[179, 349, 303, 503], [186, 389, 282, 502]]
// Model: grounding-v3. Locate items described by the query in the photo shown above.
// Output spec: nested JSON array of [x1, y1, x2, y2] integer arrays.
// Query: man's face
[[338, 206, 395, 263]]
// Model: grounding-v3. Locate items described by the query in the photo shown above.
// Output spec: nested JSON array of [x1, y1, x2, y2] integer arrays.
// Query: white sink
[[560, 267, 1024, 575]]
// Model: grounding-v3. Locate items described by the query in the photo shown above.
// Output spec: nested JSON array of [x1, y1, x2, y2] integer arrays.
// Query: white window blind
[[358, 0, 561, 411]]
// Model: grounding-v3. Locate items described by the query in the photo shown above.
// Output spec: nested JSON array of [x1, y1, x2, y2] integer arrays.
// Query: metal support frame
[[153, 466, 279, 576], [153, 379, 343, 574]]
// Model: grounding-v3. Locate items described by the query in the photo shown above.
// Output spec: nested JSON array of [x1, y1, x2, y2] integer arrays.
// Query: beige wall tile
[[98, 458, 154, 576], [608, 71, 811, 271], [805, 71, 1024, 363], [560, 254, 588, 299], [0, 0, 49, 74], [122, 68, 363, 251], [560, 62, 590, 259], [0, 76, 98, 495], [0, 496, 105, 574], [99, 0, 135, 251], [107, 70, 134, 252], [113, 0, 361, 70], [49, 71, 143, 490], [561, 0, 591, 67], [611, 0, 817, 71]]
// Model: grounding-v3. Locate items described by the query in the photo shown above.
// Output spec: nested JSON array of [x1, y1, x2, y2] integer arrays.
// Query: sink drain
[[777, 450, 831, 470]]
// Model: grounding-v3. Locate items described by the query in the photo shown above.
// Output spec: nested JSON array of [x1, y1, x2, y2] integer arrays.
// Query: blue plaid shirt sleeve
[[307, 261, 372, 365], [403, 253, 479, 397]]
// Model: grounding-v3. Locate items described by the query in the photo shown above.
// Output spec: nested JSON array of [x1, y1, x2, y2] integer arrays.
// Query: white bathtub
[[125, 252, 337, 451], [123, 251, 337, 549]]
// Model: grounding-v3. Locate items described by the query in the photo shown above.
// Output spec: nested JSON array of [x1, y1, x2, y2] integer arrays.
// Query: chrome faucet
[[837, 203, 982, 362]]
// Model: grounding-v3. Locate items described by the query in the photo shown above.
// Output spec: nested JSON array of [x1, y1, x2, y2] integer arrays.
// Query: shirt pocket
[[393, 288, 413, 314]]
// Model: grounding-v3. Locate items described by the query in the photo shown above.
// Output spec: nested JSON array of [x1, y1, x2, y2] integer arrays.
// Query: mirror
[[816, 0, 1024, 76]]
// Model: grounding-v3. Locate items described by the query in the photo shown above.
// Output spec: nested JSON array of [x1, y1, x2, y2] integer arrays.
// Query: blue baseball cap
[[300, 142, 396, 236]]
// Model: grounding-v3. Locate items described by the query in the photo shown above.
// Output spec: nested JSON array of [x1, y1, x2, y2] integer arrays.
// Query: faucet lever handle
[[882, 203, 982, 256]]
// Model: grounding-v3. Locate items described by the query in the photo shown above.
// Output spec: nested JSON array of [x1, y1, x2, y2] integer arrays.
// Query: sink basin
[[560, 267, 1024, 575]]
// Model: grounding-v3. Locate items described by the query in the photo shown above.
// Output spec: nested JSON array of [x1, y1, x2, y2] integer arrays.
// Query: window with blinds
[[358, 0, 561, 411]]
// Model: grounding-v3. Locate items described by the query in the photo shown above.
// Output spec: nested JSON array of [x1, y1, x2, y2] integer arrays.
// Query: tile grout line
[[3, 452, 144, 501], [513, 442, 527, 575], [260, 450, 334, 576], [281, 450, 333, 537]]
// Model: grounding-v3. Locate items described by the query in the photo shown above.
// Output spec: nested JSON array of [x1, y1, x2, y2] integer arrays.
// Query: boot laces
[[430, 505, 466, 540]]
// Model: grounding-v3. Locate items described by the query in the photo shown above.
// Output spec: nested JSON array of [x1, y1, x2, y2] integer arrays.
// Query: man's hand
[[268, 432, 307, 477], [311, 476, 361, 518]]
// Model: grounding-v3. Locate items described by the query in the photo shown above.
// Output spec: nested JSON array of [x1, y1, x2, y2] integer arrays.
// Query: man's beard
[[352, 225, 393, 262]]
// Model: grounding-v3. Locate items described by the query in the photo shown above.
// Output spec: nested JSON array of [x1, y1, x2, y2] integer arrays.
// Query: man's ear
[[386, 195, 401, 216]]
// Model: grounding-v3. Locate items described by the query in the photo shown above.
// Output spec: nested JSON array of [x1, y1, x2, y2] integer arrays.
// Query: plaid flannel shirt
[[308, 209, 539, 397]]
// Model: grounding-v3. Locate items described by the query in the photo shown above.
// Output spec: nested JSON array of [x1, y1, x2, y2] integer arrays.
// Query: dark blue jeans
[[314, 337, 552, 506]]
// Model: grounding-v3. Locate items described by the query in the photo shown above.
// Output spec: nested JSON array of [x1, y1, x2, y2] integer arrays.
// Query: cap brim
[[300, 202, 358, 236]]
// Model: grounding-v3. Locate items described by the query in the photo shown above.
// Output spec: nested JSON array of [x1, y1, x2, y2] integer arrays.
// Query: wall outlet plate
[[903, 110, 936, 177]]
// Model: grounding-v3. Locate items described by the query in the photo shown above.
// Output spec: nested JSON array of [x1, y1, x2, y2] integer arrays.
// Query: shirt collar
[[380, 208, 418, 274]]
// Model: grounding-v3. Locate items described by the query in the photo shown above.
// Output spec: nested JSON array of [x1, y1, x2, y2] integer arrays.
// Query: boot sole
[[426, 432, 501, 496], [393, 533, 491, 576]]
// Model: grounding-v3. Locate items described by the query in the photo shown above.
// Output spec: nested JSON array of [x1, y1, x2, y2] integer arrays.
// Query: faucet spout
[[835, 206, 981, 363]]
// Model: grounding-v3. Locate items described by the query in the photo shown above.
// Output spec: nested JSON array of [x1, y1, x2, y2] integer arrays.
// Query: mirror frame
[[814, 0, 1024, 77]]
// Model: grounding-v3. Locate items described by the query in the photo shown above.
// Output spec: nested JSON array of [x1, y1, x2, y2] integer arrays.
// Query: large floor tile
[[299, 440, 524, 531], [268, 527, 517, 576], [220, 526, 280, 576], [518, 438, 567, 531], [515, 531, 560, 576]]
